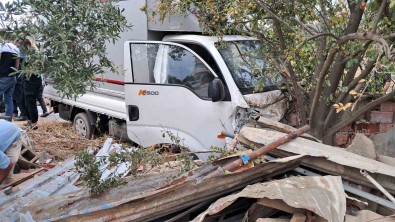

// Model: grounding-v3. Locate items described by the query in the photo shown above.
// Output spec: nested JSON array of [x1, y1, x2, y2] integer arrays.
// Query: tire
[[73, 112, 94, 139]]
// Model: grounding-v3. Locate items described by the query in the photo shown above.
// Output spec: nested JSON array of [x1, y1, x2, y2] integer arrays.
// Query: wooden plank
[[256, 219, 290, 222], [0, 168, 45, 190], [17, 158, 40, 169], [257, 117, 320, 142], [290, 213, 306, 222], [257, 198, 306, 214], [245, 203, 279, 221]]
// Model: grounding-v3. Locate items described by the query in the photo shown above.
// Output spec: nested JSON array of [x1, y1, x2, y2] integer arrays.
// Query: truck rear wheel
[[73, 112, 93, 139]]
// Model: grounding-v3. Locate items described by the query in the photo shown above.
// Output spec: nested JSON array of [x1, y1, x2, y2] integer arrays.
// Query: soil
[[20, 119, 106, 161]]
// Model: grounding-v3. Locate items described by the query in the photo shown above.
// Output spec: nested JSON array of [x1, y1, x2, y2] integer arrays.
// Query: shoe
[[13, 116, 27, 121], [23, 121, 32, 127], [40, 112, 50, 118]]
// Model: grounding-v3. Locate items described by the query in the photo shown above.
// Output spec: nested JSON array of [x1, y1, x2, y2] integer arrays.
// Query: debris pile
[[1, 117, 395, 222], [27, 120, 106, 160]]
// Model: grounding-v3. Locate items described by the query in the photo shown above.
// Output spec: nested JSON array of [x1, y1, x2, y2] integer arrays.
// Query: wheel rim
[[75, 118, 87, 137]]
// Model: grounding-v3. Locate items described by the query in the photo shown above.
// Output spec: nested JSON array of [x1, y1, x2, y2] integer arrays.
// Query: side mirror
[[208, 78, 226, 102]]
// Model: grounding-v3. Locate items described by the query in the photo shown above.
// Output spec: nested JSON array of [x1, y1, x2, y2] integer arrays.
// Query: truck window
[[216, 40, 283, 95], [130, 43, 215, 99], [180, 43, 231, 101]]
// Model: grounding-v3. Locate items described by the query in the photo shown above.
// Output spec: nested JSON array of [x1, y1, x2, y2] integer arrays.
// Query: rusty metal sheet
[[0, 157, 79, 222], [22, 156, 304, 221], [239, 127, 395, 178], [192, 176, 346, 222]]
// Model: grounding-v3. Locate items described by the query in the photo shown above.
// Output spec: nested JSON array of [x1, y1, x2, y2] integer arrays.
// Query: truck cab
[[123, 35, 286, 153]]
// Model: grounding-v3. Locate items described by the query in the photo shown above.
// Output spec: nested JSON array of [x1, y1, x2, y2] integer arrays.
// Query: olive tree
[[0, 0, 129, 98], [152, 0, 395, 144]]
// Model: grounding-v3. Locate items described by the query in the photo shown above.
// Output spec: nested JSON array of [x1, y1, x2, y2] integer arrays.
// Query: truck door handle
[[128, 105, 139, 121]]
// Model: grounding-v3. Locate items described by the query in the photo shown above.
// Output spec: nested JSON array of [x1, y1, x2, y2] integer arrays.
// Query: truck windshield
[[217, 40, 281, 95]]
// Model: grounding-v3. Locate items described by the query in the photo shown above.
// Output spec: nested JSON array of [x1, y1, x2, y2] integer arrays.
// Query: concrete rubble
[[1, 118, 395, 221]]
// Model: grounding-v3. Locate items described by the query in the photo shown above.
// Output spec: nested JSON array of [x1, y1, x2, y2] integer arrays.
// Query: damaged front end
[[233, 90, 288, 133]]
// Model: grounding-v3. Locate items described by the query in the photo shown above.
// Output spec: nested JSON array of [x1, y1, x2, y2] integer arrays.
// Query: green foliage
[[0, 0, 129, 98], [75, 143, 167, 195], [75, 150, 125, 195], [207, 146, 237, 163], [76, 130, 203, 194]]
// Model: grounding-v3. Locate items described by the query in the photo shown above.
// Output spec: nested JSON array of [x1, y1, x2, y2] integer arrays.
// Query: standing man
[[0, 119, 22, 186], [20, 38, 41, 129], [0, 40, 20, 118]]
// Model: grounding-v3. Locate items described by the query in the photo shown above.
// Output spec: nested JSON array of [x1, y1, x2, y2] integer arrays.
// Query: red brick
[[339, 125, 353, 132], [380, 102, 395, 112], [369, 111, 394, 123], [335, 132, 350, 146], [354, 123, 379, 134], [379, 123, 393, 133]]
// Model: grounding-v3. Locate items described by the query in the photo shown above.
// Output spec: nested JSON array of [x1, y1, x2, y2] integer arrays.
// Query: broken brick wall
[[284, 101, 395, 148], [335, 102, 395, 147]]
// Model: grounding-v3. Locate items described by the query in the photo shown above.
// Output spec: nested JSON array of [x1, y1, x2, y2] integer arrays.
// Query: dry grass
[[26, 120, 106, 161]]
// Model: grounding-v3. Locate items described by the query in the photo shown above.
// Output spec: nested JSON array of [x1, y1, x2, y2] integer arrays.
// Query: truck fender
[[85, 110, 97, 126]]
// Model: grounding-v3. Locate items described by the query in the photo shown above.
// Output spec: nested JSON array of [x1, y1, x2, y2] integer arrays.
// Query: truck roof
[[162, 35, 258, 45]]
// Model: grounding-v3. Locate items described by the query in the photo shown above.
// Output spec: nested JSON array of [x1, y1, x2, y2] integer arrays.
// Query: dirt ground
[[20, 119, 106, 161]]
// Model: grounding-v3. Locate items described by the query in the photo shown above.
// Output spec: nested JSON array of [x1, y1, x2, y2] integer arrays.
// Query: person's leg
[[3, 77, 16, 117], [1, 137, 22, 185], [37, 85, 48, 113], [25, 94, 36, 122], [0, 93, 4, 113], [0, 78, 8, 114], [19, 86, 27, 117], [13, 82, 22, 117]]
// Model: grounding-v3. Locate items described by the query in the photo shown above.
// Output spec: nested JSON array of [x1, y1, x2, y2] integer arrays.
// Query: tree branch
[[296, 33, 339, 51], [384, 33, 395, 41], [309, 47, 339, 124], [338, 32, 392, 59], [323, 60, 375, 130], [294, 17, 317, 35], [327, 89, 395, 137], [254, 0, 296, 32], [372, 0, 387, 33]]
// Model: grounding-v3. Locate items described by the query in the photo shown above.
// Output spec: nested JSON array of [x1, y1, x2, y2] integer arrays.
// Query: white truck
[[44, 0, 287, 153]]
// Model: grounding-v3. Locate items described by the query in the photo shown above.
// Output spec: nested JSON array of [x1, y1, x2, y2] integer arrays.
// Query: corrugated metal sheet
[[0, 157, 79, 222], [192, 176, 346, 222]]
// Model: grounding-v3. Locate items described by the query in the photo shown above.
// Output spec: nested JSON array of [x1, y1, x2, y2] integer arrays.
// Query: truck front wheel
[[73, 112, 94, 139]]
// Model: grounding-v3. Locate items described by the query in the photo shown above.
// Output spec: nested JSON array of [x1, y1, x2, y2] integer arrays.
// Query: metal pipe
[[220, 131, 235, 138], [360, 169, 395, 203], [205, 125, 310, 178]]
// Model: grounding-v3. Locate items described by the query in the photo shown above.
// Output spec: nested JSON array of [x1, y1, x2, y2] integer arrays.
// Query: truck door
[[124, 41, 234, 153]]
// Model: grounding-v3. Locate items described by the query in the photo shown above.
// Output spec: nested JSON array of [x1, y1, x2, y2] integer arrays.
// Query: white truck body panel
[[45, 84, 127, 120]]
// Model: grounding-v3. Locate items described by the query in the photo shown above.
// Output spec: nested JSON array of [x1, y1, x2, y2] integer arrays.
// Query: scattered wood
[[290, 213, 307, 222], [0, 168, 45, 190]]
